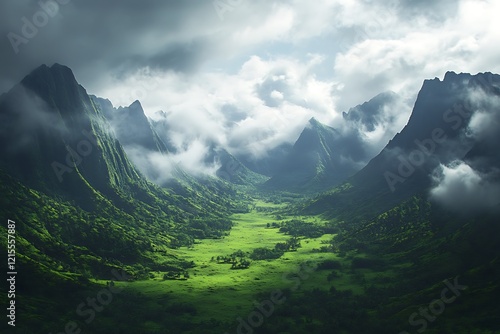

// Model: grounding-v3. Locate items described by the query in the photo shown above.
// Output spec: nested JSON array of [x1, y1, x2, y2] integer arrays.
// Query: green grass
[[101, 199, 405, 332], [253, 199, 288, 209], [118, 200, 355, 324]]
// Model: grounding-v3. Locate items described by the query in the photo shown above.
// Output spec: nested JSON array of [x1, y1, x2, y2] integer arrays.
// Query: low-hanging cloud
[[99, 58, 411, 177], [124, 140, 220, 186], [430, 161, 500, 214], [336, 91, 411, 166], [102, 56, 340, 162], [429, 74, 500, 214], [0, 85, 69, 153], [2, 0, 500, 179]]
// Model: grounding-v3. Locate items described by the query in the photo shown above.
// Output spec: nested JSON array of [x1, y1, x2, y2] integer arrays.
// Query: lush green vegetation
[[3, 168, 500, 334], [2, 63, 499, 334]]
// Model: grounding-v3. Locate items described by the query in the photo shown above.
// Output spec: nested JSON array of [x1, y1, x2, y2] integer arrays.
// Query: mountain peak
[[119, 100, 145, 115], [443, 71, 458, 81], [308, 117, 324, 129], [129, 100, 142, 109], [20, 63, 80, 102], [309, 116, 319, 124], [443, 71, 472, 83], [50, 62, 71, 71], [342, 91, 400, 132], [27, 63, 76, 81]]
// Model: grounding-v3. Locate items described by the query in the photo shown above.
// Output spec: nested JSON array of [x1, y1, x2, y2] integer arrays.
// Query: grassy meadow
[[108, 201, 351, 326], [81, 199, 406, 333]]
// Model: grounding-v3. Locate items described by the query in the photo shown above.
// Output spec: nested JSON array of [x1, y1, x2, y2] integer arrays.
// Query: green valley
[[1, 62, 500, 334]]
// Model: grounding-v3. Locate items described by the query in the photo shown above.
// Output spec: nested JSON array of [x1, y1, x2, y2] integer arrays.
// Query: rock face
[[93, 97, 170, 154], [265, 117, 345, 192], [265, 91, 404, 193], [0, 63, 151, 208]]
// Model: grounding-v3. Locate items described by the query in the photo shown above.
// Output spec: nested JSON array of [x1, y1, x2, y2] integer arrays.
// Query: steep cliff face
[[93, 97, 170, 154], [265, 117, 345, 191], [305, 72, 500, 218], [0, 64, 152, 208]]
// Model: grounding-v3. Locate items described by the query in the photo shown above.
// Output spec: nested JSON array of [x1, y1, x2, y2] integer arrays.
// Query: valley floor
[[12, 198, 499, 334], [116, 200, 345, 331]]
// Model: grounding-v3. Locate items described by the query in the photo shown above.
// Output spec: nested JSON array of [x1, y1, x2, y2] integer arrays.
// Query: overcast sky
[[1, 0, 499, 163]]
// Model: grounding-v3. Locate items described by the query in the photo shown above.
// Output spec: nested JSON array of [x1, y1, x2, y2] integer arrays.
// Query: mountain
[[93, 97, 170, 154], [0, 63, 237, 279], [92, 96, 192, 186], [342, 91, 399, 131], [264, 91, 404, 193], [98, 102, 268, 187], [304, 71, 500, 219], [235, 142, 293, 177], [264, 117, 348, 192], [208, 146, 269, 186], [0, 63, 147, 207]]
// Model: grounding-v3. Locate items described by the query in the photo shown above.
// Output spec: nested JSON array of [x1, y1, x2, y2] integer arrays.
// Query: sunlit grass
[[121, 200, 366, 323]]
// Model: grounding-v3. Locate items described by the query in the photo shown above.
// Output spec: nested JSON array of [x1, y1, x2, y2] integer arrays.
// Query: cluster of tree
[[330, 196, 434, 255], [278, 219, 325, 238], [350, 257, 386, 271], [255, 287, 370, 333], [249, 237, 301, 260], [255, 206, 278, 213], [316, 259, 342, 270], [266, 221, 284, 228], [212, 250, 251, 269], [258, 191, 305, 205], [163, 271, 190, 280], [231, 203, 251, 213], [184, 218, 233, 240]]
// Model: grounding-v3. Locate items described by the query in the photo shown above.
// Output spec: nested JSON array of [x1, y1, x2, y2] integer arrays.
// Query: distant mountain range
[[0, 63, 238, 279], [264, 91, 403, 192], [0, 63, 147, 208], [4, 64, 498, 211], [92, 97, 170, 154], [1, 63, 500, 333], [264, 117, 344, 191]]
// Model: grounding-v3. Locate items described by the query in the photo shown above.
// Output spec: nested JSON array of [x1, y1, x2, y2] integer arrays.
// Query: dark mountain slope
[[93, 97, 169, 154], [0, 64, 148, 209], [208, 146, 269, 186], [265, 91, 403, 193], [264, 117, 347, 192], [0, 63, 238, 277], [303, 71, 500, 219]]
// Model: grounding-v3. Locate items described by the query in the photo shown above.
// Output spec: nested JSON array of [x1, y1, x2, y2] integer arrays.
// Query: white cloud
[[5, 0, 499, 177], [125, 140, 220, 185], [332, 0, 500, 110], [99, 55, 340, 163], [231, 5, 295, 45], [430, 161, 500, 214]]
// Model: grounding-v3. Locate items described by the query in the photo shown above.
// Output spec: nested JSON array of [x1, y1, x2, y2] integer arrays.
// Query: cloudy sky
[[1, 0, 499, 165]]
